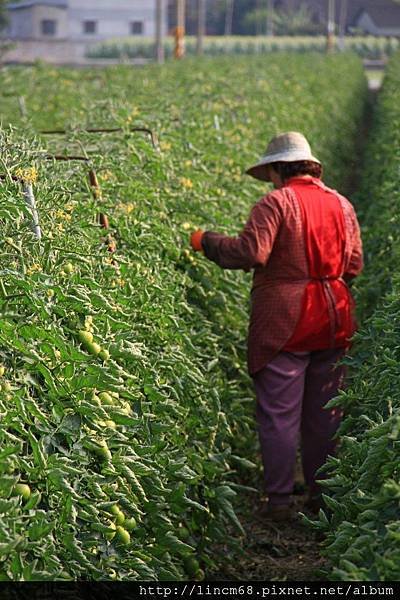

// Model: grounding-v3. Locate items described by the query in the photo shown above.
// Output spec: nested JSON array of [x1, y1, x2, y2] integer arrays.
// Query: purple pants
[[253, 348, 345, 505]]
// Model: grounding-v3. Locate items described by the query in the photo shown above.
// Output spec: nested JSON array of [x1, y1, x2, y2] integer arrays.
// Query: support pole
[[155, 0, 165, 64], [326, 0, 336, 53], [174, 0, 185, 59], [338, 0, 347, 51], [255, 0, 261, 36], [196, 0, 206, 56], [225, 0, 234, 36], [266, 0, 274, 36]]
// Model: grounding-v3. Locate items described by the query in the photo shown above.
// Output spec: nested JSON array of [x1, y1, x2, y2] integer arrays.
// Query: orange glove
[[190, 230, 204, 252]]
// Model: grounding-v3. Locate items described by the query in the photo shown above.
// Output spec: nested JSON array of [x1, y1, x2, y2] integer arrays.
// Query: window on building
[[130, 21, 144, 35], [83, 20, 97, 35], [41, 20, 57, 36]]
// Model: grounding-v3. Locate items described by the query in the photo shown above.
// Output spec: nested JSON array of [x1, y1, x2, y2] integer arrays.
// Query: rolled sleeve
[[201, 195, 284, 271]]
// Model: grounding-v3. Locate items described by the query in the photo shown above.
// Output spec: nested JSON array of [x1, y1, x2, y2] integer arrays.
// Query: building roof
[[7, 0, 67, 10], [352, 5, 400, 28], [279, 1, 400, 28]]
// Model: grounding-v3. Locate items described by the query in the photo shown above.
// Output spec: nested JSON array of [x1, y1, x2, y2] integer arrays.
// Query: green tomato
[[194, 569, 205, 581], [178, 525, 190, 541], [87, 342, 101, 356], [183, 556, 200, 577], [0, 366, 5, 377], [78, 330, 93, 345], [94, 440, 112, 462], [115, 526, 130, 545], [105, 521, 116, 541], [99, 392, 114, 405], [13, 483, 31, 501], [124, 517, 137, 532], [110, 504, 125, 524], [63, 263, 74, 274], [98, 349, 110, 361]]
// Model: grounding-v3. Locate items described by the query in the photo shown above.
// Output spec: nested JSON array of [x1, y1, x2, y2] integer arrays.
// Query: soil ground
[[208, 469, 328, 582]]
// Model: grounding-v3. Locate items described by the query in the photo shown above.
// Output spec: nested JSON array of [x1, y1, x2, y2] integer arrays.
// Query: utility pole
[[225, 0, 234, 36], [197, 0, 206, 55], [326, 0, 335, 53], [155, 0, 164, 64], [338, 0, 347, 51], [174, 0, 185, 59], [255, 0, 261, 36], [266, 0, 274, 37]]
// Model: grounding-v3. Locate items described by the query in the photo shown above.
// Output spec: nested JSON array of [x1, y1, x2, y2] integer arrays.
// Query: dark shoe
[[304, 493, 324, 514], [256, 502, 294, 523]]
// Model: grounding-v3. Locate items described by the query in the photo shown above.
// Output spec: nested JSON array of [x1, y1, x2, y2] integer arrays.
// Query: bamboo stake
[[197, 0, 206, 56], [39, 126, 159, 150], [155, 0, 165, 64], [18, 96, 27, 118], [22, 182, 41, 240], [0, 175, 41, 240]]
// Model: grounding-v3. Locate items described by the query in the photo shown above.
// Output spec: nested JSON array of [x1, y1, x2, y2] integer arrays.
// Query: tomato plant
[[311, 54, 400, 581], [0, 53, 367, 580]]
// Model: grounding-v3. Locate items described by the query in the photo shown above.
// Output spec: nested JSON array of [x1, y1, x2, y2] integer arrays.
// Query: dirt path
[[208, 67, 382, 583], [208, 467, 327, 581]]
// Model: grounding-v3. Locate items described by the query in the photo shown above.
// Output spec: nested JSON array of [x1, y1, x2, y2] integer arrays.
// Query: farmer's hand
[[190, 230, 204, 252]]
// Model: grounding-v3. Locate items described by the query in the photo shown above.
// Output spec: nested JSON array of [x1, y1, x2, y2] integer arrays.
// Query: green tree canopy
[[0, 0, 8, 31], [244, 2, 325, 36]]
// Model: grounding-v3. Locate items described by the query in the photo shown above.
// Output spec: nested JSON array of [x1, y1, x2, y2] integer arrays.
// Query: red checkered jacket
[[201, 177, 363, 376]]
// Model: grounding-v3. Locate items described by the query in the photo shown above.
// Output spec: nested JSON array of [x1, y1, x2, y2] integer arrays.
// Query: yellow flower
[[180, 177, 193, 189], [160, 141, 172, 152], [116, 202, 135, 214], [26, 263, 42, 275], [99, 170, 114, 182], [15, 167, 38, 184]]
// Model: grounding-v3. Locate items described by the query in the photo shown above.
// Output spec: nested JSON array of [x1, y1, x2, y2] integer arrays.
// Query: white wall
[[7, 8, 34, 39], [67, 0, 165, 40], [33, 6, 68, 39], [6, 1, 167, 42], [7, 6, 68, 40]]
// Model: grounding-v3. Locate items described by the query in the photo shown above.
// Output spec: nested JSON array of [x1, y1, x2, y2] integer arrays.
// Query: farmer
[[190, 132, 363, 522]]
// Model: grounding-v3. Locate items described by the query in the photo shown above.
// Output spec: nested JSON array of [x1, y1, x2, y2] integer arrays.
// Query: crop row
[[0, 54, 366, 580], [313, 54, 400, 581], [86, 35, 400, 61]]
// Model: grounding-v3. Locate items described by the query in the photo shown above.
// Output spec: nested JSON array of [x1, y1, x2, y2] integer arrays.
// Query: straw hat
[[246, 131, 321, 182]]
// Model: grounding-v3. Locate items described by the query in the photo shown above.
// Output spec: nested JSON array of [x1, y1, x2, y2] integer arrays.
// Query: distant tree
[[0, 0, 8, 31], [245, 1, 324, 35]]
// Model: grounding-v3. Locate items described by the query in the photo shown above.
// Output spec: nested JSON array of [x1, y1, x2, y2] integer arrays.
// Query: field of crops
[[0, 52, 377, 581], [86, 35, 399, 61], [310, 54, 400, 581]]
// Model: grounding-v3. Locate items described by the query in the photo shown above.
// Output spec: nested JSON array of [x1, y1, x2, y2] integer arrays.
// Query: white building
[[6, 0, 166, 41]]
